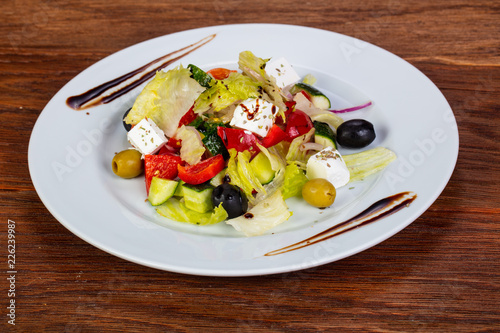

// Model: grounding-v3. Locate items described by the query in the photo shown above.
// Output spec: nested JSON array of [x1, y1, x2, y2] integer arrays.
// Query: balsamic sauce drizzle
[[264, 191, 417, 256], [66, 34, 217, 110]]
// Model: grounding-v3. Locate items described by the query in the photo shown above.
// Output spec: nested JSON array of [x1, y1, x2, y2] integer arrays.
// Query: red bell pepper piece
[[178, 105, 198, 127], [285, 110, 314, 141], [217, 127, 260, 153], [177, 154, 225, 185], [158, 145, 177, 155], [261, 124, 287, 148], [167, 137, 182, 150], [218, 124, 287, 153], [156, 137, 182, 155], [144, 154, 183, 194], [284, 100, 296, 117], [207, 68, 237, 80], [275, 101, 296, 126]]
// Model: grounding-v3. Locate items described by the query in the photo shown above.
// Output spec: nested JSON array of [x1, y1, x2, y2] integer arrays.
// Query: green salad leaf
[[124, 65, 205, 137], [282, 162, 308, 200], [302, 74, 317, 85], [286, 128, 316, 165], [226, 149, 265, 205], [194, 72, 260, 113], [157, 199, 228, 225], [238, 51, 287, 113], [343, 147, 397, 182], [175, 125, 205, 165], [226, 190, 292, 237]]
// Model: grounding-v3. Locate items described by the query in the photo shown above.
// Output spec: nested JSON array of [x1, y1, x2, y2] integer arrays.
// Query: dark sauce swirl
[[66, 34, 216, 110], [264, 191, 417, 256]]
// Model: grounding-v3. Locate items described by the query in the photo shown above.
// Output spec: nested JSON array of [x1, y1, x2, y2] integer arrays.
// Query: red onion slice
[[330, 101, 372, 114]]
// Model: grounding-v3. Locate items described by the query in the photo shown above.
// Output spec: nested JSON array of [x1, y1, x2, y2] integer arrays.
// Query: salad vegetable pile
[[111, 51, 396, 236]]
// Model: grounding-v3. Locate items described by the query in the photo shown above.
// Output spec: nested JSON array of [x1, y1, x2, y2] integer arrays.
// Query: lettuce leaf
[[193, 72, 260, 114], [157, 199, 227, 225], [282, 162, 308, 200], [226, 190, 292, 237], [255, 142, 285, 172], [175, 125, 205, 165], [226, 149, 265, 205], [238, 51, 287, 113], [124, 66, 205, 137], [343, 147, 397, 182], [252, 143, 287, 203], [302, 74, 317, 85], [286, 128, 315, 165], [226, 149, 244, 191]]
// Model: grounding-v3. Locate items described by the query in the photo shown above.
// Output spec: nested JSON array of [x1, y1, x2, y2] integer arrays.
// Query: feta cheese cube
[[230, 98, 277, 137], [265, 57, 301, 89], [306, 147, 350, 188], [127, 118, 167, 155]]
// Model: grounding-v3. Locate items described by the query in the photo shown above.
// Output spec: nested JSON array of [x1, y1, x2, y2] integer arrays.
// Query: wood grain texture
[[1, 0, 499, 332]]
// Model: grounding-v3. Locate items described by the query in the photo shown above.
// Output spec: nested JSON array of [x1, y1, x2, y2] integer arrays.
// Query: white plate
[[28, 24, 458, 276]]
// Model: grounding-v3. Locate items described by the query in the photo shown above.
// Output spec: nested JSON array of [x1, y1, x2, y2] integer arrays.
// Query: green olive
[[302, 178, 336, 208], [112, 149, 144, 179]]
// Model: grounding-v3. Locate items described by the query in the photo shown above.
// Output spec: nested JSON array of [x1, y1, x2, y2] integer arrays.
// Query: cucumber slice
[[292, 83, 331, 110], [148, 177, 179, 206], [188, 64, 213, 88], [210, 168, 227, 187], [182, 183, 214, 213], [250, 152, 275, 185], [313, 121, 337, 149], [174, 180, 185, 197]]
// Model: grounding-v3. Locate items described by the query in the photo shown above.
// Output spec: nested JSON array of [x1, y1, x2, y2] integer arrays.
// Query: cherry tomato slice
[[206, 68, 237, 80], [285, 110, 314, 141]]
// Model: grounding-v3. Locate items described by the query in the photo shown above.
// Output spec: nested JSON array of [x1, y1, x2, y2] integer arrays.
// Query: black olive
[[212, 183, 248, 219], [336, 119, 376, 148], [123, 108, 132, 132]]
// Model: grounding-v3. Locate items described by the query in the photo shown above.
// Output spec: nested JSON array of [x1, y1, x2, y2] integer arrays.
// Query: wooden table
[[1, 0, 499, 331]]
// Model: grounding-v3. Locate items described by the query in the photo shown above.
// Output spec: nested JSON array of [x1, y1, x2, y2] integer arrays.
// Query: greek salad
[[111, 51, 396, 236]]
